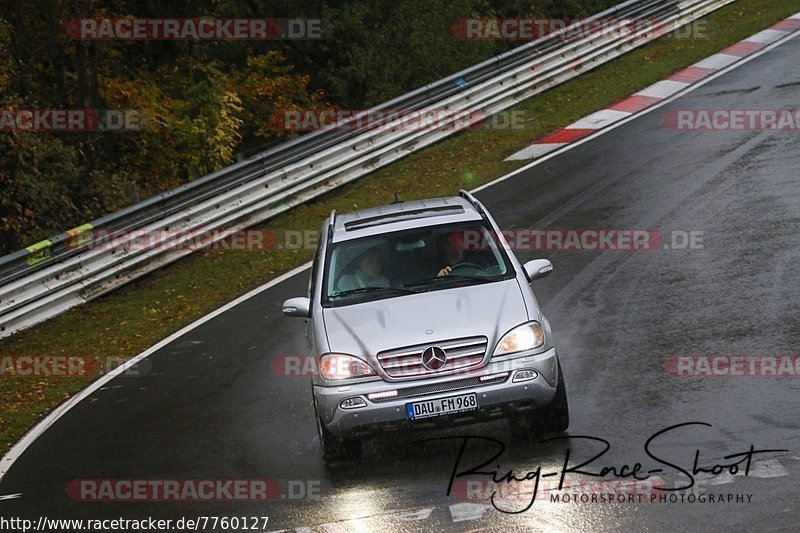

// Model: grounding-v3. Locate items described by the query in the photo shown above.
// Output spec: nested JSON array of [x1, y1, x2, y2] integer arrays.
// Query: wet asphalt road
[[2, 31, 800, 533]]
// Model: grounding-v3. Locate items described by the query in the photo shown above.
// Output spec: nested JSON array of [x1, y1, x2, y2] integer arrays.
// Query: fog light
[[480, 372, 509, 382], [367, 390, 398, 401], [340, 397, 367, 409], [513, 369, 538, 382]]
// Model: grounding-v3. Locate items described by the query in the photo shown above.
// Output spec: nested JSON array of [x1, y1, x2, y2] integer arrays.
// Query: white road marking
[[693, 53, 741, 70], [747, 459, 789, 479], [695, 472, 736, 486], [506, 142, 568, 161], [387, 507, 435, 521], [449, 502, 493, 523], [636, 80, 690, 99], [568, 109, 632, 130], [747, 29, 790, 44], [0, 493, 22, 501]]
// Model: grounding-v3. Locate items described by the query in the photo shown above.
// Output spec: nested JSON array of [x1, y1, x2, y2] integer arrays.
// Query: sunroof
[[343, 205, 465, 231]]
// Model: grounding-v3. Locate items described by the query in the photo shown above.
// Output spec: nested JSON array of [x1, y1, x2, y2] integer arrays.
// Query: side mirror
[[282, 297, 311, 318], [523, 259, 553, 281]]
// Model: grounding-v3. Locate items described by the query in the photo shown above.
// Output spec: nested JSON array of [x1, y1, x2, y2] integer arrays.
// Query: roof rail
[[458, 189, 485, 216]]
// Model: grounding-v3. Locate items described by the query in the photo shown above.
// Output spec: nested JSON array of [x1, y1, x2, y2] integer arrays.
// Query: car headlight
[[493, 322, 545, 356], [319, 353, 376, 380]]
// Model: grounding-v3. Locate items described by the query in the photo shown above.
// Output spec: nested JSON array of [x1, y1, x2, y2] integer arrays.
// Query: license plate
[[406, 393, 478, 420]]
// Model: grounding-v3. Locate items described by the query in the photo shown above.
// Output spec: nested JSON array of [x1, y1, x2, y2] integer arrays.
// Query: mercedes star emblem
[[421, 346, 447, 371]]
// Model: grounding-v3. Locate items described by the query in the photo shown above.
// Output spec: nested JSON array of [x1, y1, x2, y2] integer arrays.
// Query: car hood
[[322, 279, 529, 360]]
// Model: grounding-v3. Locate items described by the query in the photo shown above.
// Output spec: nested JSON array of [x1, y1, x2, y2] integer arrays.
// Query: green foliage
[[0, 133, 84, 251], [160, 60, 244, 175], [235, 52, 327, 142], [318, 0, 503, 106], [529, 0, 622, 18], [0, 0, 633, 254]]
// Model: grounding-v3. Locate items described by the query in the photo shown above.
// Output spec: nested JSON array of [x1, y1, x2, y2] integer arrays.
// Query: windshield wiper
[[329, 286, 419, 299], [403, 274, 501, 288]]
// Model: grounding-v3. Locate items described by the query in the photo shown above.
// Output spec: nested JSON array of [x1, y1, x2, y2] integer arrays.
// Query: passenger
[[337, 248, 391, 291]]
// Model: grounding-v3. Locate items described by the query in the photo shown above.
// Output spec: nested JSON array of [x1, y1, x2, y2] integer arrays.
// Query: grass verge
[[1, 0, 798, 454]]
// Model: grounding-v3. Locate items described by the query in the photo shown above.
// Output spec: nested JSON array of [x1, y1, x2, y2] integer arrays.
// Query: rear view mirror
[[523, 259, 553, 281], [282, 297, 311, 318]]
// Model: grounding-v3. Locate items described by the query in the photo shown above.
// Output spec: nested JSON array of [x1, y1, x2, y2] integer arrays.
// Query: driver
[[436, 231, 471, 278]]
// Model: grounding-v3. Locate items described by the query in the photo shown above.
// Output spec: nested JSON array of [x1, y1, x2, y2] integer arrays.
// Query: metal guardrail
[[0, 0, 736, 338]]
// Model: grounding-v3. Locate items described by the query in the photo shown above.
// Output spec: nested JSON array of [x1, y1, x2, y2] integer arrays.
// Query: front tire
[[542, 360, 569, 433], [509, 360, 569, 439], [314, 394, 361, 462]]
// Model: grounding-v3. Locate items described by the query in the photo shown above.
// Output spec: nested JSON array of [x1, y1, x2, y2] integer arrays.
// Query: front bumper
[[314, 347, 559, 438]]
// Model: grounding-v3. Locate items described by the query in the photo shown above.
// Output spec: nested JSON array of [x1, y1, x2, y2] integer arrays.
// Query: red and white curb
[[506, 12, 800, 161]]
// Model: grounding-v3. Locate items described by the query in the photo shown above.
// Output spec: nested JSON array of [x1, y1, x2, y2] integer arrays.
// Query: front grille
[[367, 372, 509, 402], [377, 336, 488, 378]]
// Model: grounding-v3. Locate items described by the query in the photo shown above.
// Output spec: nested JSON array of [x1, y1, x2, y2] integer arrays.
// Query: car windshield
[[323, 221, 513, 305]]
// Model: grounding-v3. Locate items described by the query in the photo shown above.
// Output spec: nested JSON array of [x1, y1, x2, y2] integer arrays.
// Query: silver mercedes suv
[[282, 191, 568, 460]]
